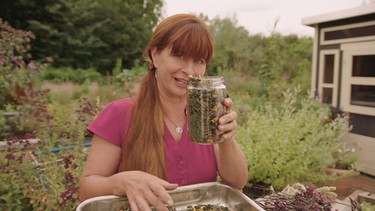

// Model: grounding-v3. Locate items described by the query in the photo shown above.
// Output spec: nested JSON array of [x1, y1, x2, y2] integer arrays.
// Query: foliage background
[[0, 0, 162, 74], [0, 1, 358, 210]]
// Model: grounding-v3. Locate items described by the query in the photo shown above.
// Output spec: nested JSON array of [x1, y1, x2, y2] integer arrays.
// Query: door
[[341, 41, 375, 176]]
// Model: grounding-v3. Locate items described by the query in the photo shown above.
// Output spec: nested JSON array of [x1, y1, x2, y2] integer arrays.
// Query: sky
[[162, 0, 369, 37]]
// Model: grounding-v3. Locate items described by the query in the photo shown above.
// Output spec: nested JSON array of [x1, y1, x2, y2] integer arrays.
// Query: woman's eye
[[195, 58, 205, 64], [176, 55, 184, 60]]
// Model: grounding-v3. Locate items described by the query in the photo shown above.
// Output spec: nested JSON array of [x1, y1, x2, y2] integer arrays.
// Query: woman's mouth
[[175, 78, 188, 85]]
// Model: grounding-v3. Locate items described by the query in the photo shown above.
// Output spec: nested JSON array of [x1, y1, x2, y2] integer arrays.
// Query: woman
[[79, 13, 248, 211]]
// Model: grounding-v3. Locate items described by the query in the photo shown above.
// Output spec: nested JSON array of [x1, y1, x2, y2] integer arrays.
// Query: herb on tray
[[119, 206, 176, 211], [187, 204, 229, 211], [118, 204, 229, 211]]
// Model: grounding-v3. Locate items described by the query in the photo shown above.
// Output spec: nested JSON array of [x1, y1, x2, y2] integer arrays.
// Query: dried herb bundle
[[256, 183, 337, 211], [187, 76, 226, 144]]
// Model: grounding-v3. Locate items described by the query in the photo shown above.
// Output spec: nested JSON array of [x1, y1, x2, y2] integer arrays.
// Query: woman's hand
[[112, 171, 178, 211], [214, 97, 248, 190], [218, 98, 237, 141], [79, 136, 178, 211]]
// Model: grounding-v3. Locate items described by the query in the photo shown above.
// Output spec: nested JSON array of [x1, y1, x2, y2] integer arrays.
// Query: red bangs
[[169, 22, 214, 63]]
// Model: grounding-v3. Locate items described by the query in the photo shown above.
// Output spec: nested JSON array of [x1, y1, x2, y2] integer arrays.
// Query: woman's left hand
[[218, 98, 237, 141], [214, 98, 248, 190]]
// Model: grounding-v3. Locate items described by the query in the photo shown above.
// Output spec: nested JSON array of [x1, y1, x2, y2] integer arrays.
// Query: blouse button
[[179, 160, 184, 165]]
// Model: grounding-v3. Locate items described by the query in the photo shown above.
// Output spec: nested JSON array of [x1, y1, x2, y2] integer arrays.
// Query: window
[[323, 54, 334, 83], [351, 85, 375, 107], [321, 20, 375, 45], [341, 41, 375, 116], [324, 25, 375, 41], [318, 50, 340, 106], [352, 55, 375, 77]]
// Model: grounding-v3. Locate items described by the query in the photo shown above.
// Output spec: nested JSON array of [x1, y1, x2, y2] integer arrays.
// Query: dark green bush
[[40, 66, 103, 85]]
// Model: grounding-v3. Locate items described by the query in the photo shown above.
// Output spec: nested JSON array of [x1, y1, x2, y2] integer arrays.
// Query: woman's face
[[152, 47, 206, 99]]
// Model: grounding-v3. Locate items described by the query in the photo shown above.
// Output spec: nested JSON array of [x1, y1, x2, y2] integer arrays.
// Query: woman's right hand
[[111, 171, 178, 211], [79, 135, 178, 211]]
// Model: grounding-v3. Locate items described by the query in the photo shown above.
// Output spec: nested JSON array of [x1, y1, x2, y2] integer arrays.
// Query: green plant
[[0, 19, 44, 110], [329, 141, 359, 170], [112, 59, 147, 87], [0, 112, 11, 139], [237, 87, 353, 191], [0, 95, 99, 210], [40, 66, 103, 85], [0, 161, 33, 211], [361, 201, 375, 211], [0, 18, 53, 141]]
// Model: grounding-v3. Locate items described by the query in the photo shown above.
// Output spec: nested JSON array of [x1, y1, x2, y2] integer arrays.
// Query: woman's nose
[[182, 60, 195, 75]]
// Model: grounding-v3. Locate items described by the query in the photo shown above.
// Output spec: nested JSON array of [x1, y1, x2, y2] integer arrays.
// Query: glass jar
[[187, 76, 227, 144]]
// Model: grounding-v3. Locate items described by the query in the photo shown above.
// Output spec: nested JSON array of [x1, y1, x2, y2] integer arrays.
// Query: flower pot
[[325, 168, 357, 177]]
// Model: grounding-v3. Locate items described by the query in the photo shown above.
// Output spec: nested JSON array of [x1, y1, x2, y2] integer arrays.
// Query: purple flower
[[4, 153, 16, 160], [28, 61, 37, 72], [10, 56, 17, 62]]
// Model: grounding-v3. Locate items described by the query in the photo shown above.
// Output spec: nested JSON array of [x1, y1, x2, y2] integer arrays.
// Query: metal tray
[[76, 182, 264, 211]]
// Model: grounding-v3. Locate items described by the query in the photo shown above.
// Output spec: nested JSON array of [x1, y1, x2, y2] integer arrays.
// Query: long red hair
[[120, 14, 214, 179]]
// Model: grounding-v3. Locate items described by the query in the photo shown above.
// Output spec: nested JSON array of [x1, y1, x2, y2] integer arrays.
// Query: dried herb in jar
[[187, 76, 226, 144]]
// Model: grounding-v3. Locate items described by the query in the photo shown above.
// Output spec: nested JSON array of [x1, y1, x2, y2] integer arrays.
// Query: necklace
[[165, 117, 184, 134], [175, 124, 183, 134]]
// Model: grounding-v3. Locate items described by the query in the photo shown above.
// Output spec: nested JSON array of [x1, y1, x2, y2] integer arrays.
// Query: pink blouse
[[87, 97, 218, 186]]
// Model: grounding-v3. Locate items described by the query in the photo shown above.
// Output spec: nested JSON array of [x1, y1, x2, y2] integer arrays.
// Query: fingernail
[[168, 199, 174, 206]]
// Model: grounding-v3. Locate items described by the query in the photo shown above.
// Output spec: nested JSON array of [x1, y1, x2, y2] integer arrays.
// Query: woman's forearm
[[217, 138, 248, 189], [79, 174, 122, 202]]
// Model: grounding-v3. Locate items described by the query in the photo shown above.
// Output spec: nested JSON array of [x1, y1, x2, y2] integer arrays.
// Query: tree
[[0, 0, 162, 74], [207, 15, 263, 75], [256, 33, 313, 88]]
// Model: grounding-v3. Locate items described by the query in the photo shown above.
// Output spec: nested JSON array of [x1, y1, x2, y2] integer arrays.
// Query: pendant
[[176, 126, 183, 134]]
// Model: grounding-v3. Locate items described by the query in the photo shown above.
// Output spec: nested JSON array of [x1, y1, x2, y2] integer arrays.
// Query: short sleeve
[[87, 98, 134, 147]]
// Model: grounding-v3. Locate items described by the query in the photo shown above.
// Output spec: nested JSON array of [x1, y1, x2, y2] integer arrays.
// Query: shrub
[[0, 18, 54, 139], [40, 66, 103, 85], [0, 95, 100, 210], [236, 87, 353, 191], [361, 201, 375, 211], [0, 19, 50, 110]]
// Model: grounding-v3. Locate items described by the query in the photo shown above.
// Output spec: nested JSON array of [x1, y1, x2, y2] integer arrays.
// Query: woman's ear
[[151, 48, 158, 68]]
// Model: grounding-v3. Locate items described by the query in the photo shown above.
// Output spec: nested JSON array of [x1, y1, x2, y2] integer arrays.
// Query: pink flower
[[46, 56, 54, 62], [28, 62, 37, 71]]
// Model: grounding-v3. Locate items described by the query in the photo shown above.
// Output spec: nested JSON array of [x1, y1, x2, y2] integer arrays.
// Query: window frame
[[318, 49, 340, 107], [341, 41, 375, 116], [320, 20, 375, 45]]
